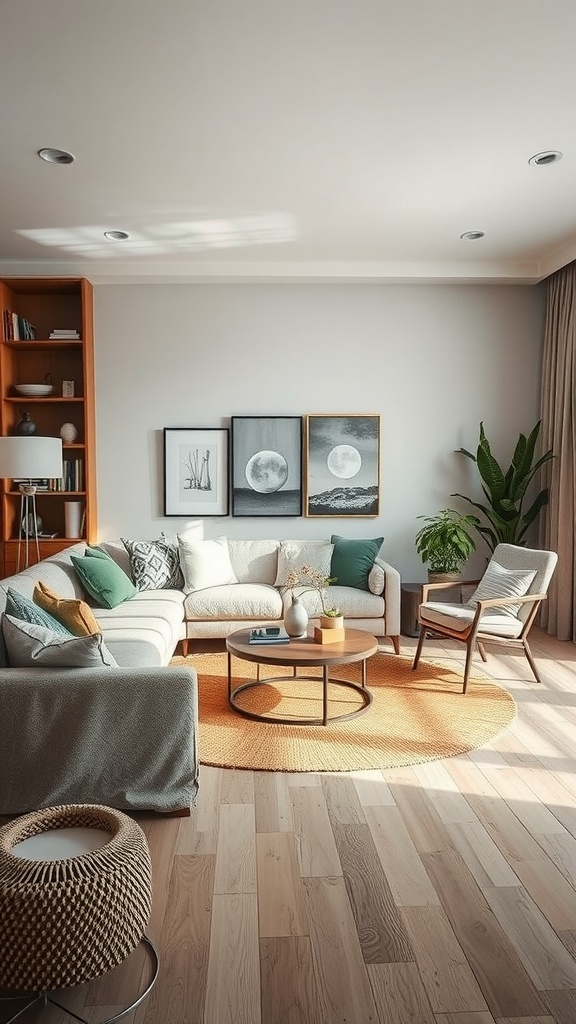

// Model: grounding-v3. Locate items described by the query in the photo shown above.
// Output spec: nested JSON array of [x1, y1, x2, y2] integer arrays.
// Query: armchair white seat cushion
[[419, 601, 524, 638]]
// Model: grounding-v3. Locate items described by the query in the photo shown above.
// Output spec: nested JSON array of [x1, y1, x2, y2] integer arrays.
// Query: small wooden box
[[313, 626, 346, 645]]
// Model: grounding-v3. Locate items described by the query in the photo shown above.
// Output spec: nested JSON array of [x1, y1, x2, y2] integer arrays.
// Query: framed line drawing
[[305, 414, 380, 517], [231, 416, 302, 517], [164, 427, 229, 517]]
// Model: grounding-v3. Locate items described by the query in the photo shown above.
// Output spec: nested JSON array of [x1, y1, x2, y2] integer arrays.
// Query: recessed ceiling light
[[460, 230, 485, 241], [528, 150, 563, 166], [103, 230, 130, 241], [37, 147, 75, 164]]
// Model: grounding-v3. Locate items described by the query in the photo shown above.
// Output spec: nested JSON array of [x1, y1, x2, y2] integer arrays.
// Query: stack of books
[[249, 627, 290, 644], [2, 310, 36, 340], [49, 329, 80, 340]]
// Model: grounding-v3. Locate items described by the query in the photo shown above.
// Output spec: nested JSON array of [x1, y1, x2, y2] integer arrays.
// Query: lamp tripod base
[[17, 482, 40, 571]]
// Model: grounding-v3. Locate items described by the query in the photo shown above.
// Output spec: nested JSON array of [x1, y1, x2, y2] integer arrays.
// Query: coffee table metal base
[[227, 655, 373, 726]]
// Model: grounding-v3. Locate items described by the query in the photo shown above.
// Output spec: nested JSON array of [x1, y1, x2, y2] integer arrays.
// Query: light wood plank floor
[[3, 626, 576, 1024]]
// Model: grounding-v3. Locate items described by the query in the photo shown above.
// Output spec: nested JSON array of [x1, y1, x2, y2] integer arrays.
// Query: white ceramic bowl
[[14, 384, 54, 396]]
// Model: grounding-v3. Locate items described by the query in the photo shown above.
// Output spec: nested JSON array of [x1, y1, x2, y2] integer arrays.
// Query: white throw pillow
[[466, 561, 536, 618], [2, 614, 118, 668], [368, 561, 385, 596], [274, 540, 334, 587], [177, 534, 238, 592]]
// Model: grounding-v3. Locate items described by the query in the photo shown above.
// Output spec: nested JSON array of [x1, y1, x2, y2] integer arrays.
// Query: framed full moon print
[[231, 416, 303, 517], [305, 414, 380, 517]]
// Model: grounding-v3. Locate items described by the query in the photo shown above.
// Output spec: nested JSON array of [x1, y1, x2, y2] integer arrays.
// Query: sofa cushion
[[33, 581, 101, 637], [466, 561, 536, 618], [227, 539, 280, 585], [2, 615, 118, 668], [184, 583, 283, 621], [71, 553, 138, 609], [122, 536, 184, 590], [330, 536, 384, 591], [5, 587, 73, 636], [284, 585, 384, 619], [178, 534, 237, 592], [274, 540, 333, 587]]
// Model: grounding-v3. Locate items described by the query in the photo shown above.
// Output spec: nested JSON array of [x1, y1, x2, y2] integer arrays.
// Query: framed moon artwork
[[231, 416, 303, 517], [305, 414, 380, 517]]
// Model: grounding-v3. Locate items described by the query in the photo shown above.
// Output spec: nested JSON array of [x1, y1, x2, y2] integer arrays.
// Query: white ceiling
[[2, 0, 576, 284]]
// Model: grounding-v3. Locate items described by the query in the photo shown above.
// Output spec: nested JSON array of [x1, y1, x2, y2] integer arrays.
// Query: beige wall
[[93, 282, 545, 579]]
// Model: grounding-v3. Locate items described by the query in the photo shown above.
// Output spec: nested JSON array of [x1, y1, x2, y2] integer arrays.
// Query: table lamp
[[0, 436, 63, 569]]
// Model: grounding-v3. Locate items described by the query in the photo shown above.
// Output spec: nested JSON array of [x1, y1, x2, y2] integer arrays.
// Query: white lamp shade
[[0, 436, 63, 479]]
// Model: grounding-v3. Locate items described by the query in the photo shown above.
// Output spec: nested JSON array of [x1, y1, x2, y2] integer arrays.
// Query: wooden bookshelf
[[0, 278, 97, 576]]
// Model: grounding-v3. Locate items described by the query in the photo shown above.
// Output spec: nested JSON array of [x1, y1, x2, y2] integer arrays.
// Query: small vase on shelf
[[284, 594, 308, 638], [15, 412, 36, 436]]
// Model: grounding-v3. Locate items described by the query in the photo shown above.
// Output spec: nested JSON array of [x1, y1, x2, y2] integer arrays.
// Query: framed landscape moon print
[[164, 427, 229, 517], [231, 416, 302, 516], [305, 414, 380, 517]]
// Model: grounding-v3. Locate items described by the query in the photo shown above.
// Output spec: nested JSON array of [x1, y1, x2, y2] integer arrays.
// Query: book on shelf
[[48, 458, 84, 491], [2, 309, 36, 340], [249, 626, 290, 644], [38, 532, 59, 539], [49, 329, 80, 340]]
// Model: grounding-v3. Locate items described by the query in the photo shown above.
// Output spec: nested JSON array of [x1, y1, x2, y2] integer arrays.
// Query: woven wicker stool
[[0, 803, 159, 1024]]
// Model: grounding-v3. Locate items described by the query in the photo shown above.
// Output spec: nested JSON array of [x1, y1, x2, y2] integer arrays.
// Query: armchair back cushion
[[468, 543, 558, 623]]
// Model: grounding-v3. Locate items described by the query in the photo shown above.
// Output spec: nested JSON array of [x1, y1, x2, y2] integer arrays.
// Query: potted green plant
[[452, 420, 554, 553], [415, 508, 478, 582]]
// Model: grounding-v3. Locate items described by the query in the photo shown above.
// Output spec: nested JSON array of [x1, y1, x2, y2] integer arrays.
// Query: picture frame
[[163, 427, 229, 517], [305, 414, 380, 517], [231, 416, 302, 517]]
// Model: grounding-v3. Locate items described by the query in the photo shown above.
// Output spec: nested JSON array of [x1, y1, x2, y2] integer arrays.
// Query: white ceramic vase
[[284, 594, 308, 638], [60, 422, 78, 444]]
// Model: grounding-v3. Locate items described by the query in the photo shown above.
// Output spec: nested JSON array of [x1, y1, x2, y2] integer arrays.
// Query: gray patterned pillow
[[2, 615, 118, 668], [121, 537, 184, 591], [6, 587, 74, 636]]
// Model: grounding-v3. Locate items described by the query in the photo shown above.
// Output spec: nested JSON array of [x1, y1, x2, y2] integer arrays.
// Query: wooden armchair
[[412, 543, 558, 693]]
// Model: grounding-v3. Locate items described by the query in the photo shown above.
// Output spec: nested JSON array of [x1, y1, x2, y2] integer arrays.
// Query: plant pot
[[427, 571, 462, 584], [319, 614, 344, 630]]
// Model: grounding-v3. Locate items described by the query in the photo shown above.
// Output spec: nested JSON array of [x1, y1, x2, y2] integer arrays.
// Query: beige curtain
[[539, 262, 576, 640]]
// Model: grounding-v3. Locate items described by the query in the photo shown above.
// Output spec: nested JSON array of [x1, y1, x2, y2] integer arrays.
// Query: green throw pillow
[[71, 554, 137, 609], [330, 535, 384, 591], [84, 544, 112, 560]]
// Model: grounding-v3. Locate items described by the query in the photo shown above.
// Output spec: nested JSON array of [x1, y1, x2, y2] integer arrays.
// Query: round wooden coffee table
[[226, 627, 378, 726]]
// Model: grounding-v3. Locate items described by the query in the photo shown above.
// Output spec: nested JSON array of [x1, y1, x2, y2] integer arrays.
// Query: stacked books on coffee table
[[249, 627, 290, 644]]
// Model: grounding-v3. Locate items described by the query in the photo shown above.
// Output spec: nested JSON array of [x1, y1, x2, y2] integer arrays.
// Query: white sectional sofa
[[0, 542, 198, 816], [0, 534, 400, 815]]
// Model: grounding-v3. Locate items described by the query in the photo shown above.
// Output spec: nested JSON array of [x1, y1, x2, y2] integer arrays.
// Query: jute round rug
[[177, 651, 516, 773]]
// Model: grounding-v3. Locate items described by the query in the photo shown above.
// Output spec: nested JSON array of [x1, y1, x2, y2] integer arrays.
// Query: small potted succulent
[[415, 508, 478, 582]]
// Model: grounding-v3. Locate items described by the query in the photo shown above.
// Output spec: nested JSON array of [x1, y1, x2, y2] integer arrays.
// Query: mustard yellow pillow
[[33, 581, 101, 637]]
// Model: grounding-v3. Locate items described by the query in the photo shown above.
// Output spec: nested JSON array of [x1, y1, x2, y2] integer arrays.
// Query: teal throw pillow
[[5, 587, 73, 637], [330, 535, 384, 591], [71, 554, 137, 609]]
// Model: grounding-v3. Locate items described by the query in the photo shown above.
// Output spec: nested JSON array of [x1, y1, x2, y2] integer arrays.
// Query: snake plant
[[452, 420, 554, 554]]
